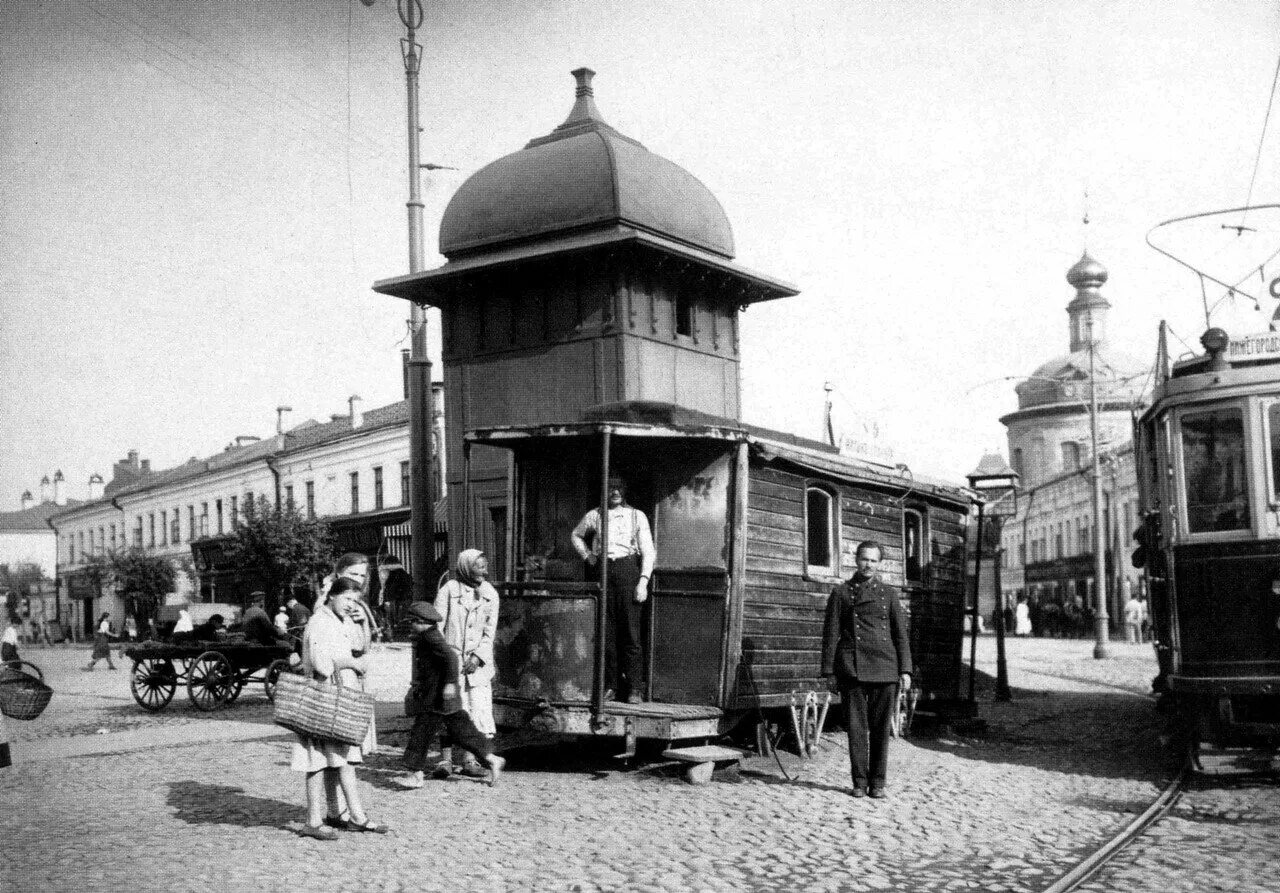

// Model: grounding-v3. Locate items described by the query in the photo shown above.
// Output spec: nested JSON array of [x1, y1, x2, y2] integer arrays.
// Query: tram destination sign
[[1228, 332, 1280, 362]]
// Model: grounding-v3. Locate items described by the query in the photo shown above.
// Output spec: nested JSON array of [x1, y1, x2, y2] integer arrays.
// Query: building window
[[109, 524, 116, 550], [1054, 522, 1064, 558], [160, 510, 168, 546], [675, 288, 694, 337], [902, 509, 924, 584], [230, 495, 238, 529], [200, 503, 209, 537], [305, 481, 315, 519], [245, 491, 254, 514], [135, 517, 143, 547], [805, 485, 838, 576], [170, 511, 180, 544], [149, 513, 156, 547], [400, 461, 410, 506], [1011, 448, 1024, 478], [350, 471, 360, 514], [98, 526, 105, 554], [1062, 441, 1081, 471], [78, 531, 85, 559], [373, 466, 384, 510], [67, 536, 74, 563], [284, 485, 294, 510], [188, 505, 195, 541]]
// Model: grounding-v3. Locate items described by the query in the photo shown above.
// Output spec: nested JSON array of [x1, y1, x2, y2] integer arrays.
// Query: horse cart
[[124, 640, 295, 712]]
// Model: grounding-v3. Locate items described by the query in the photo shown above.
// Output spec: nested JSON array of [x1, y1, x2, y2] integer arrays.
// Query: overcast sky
[[2, 0, 1278, 506]]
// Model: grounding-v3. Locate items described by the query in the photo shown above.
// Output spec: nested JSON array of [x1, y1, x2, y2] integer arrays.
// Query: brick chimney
[[88, 473, 104, 501], [39, 475, 51, 503], [20, 490, 33, 511], [349, 395, 364, 429], [53, 469, 66, 506]]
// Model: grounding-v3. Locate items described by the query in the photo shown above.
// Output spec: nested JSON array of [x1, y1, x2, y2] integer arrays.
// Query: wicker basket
[[0, 661, 53, 721]]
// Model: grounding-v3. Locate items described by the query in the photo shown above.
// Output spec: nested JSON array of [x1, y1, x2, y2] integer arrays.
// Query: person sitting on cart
[[571, 474, 655, 704], [241, 592, 284, 646], [191, 614, 226, 642]]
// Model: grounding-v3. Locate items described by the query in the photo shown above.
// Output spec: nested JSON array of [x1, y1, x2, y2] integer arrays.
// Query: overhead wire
[[1241, 50, 1280, 230]]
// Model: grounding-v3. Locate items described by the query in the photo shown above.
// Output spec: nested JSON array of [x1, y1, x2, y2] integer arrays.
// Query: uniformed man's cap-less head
[[855, 541, 883, 577]]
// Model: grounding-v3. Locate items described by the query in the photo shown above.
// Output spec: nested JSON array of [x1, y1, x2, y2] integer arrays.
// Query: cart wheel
[[187, 651, 235, 711], [222, 671, 245, 705], [264, 659, 291, 702], [130, 658, 177, 712]]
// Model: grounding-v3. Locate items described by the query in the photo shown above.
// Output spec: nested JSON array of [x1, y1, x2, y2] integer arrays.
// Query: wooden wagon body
[[465, 403, 974, 744]]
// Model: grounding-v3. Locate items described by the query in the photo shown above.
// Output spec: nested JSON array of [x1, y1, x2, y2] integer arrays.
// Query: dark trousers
[[604, 556, 644, 698], [402, 709, 491, 772], [841, 681, 897, 787]]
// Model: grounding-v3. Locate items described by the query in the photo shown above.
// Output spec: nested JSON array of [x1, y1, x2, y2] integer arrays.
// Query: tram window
[[806, 486, 838, 574], [902, 509, 924, 583], [1180, 407, 1250, 533], [1268, 404, 1280, 503]]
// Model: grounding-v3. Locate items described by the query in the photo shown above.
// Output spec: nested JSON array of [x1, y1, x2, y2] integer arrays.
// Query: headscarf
[[455, 549, 486, 587]]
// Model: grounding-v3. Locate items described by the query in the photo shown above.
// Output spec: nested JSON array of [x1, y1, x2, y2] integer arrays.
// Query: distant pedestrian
[[274, 605, 290, 636], [2, 616, 20, 667], [84, 613, 117, 671], [124, 615, 138, 643], [291, 577, 387, 840], [172, 608, 194, 636], [1124, 591, 1143, 644], [286, 596, 311, 630], [1014, 596, 1032, 637], [397, 600, 504, 790], [821, 541, 912, 800], [1138, 596, 1151, 643]]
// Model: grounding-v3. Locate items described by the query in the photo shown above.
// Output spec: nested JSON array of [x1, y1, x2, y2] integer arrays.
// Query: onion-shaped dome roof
[[1066, 252, 1108, 289], [438, 68, 735, 260]]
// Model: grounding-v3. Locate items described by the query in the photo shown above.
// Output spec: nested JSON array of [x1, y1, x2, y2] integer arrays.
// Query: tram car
[[458, 401, 975, 749], [1134, 325, 1280, 760]]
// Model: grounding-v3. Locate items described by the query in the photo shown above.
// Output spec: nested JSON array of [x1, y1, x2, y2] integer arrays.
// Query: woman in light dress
[[1014, 596, 1033, 637], [290, 577, 386, 840], [434, 549, 499, 776]]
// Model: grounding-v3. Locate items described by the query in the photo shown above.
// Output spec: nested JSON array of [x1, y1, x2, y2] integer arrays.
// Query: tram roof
[[467, 402, 974, 508]]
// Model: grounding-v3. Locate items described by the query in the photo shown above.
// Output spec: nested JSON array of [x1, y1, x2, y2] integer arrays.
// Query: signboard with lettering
[[1227, 332, 1280, 363]]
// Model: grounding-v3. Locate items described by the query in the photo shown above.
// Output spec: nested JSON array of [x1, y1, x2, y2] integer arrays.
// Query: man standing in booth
[[571, 475, 656, 704], [822, 540, 912, 800]]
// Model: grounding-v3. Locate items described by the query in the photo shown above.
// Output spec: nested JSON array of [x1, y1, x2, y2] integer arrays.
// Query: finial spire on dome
[[557, 67, 604, 130]]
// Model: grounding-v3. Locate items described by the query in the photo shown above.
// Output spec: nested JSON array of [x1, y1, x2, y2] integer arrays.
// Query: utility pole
[[393, 0, 434, 601], [1088, 312, 1111, 658]]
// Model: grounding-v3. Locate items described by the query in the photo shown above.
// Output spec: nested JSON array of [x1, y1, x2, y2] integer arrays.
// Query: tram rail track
[[1039, 764, 1189, 893]]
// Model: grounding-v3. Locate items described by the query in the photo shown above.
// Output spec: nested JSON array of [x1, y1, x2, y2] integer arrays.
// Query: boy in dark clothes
[[397, 601, 505, 789]]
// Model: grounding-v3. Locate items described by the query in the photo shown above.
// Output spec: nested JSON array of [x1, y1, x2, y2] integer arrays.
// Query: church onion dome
[[1066, 251, 1108, 290], [438, 68, 735, 260]]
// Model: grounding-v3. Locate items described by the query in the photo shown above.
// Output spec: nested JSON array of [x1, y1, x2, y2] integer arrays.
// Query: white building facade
[[50, 387, 444, 636]]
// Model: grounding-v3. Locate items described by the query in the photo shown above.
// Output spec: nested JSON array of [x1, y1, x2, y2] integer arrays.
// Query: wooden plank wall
[[733, 462, 969, 707]]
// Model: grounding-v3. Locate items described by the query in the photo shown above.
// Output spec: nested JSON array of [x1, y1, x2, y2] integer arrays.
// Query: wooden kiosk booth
[[375, 69, 974, 750]]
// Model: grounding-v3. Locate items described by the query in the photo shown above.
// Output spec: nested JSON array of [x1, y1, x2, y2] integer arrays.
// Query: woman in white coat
[[434, 549, 499, 776]]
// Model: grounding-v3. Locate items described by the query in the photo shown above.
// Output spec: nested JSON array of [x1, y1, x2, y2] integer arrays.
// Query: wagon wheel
[[130, 657, 177, 712], [263, 658, 291, 702], [221, 669, 246, 705], [187, 651, 236, 711]]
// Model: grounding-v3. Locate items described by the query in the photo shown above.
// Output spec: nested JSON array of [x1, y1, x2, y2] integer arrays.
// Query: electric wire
[[1241, 51, 1280, 230]]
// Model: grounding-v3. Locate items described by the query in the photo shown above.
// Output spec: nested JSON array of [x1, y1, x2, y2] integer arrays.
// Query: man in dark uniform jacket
[[821, 540, 912, 799]]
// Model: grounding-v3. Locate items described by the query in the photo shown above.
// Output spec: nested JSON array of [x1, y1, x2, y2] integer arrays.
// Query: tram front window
[[1181, 407, 1250, 533], [1268, 404, 1280, 505]]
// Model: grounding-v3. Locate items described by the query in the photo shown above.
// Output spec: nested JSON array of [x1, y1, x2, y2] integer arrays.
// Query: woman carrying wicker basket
[[290, 577, 388, 840]]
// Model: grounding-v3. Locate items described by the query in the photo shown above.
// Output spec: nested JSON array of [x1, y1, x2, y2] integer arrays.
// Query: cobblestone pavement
[[1, 637, 1271, 892]]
